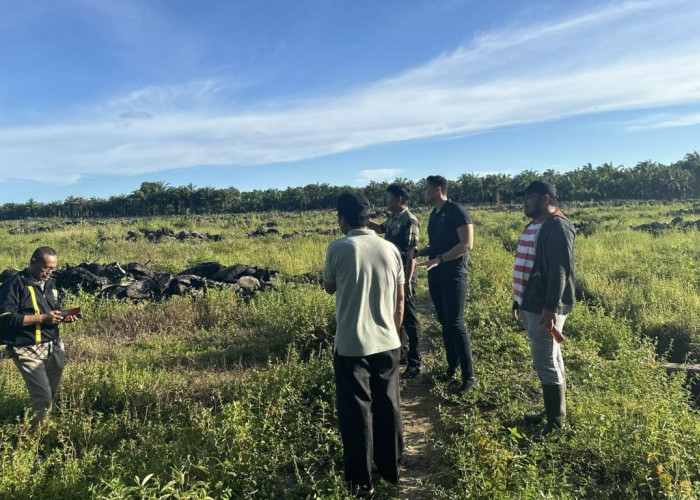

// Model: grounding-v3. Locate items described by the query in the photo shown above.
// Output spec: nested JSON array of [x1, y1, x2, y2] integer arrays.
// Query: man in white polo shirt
[[324, 193, 405, 498]]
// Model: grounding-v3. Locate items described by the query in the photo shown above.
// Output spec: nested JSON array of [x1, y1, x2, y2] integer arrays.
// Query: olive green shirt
[[323, 229, 404, 356], [380, 208, 420, 261]]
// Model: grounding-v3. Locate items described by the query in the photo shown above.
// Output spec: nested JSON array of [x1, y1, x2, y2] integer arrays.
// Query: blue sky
[[1, 0, 699, 202]]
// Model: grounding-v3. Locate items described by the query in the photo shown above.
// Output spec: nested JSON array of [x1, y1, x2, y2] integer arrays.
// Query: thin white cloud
[[2, 0, 700, 182], [107, 79, 226, 112], [624, 111, 700, 131], [355, 169, 403, 184]]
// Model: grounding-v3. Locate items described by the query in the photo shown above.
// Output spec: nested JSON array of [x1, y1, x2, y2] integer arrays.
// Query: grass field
[[1, 201, 700, 499]]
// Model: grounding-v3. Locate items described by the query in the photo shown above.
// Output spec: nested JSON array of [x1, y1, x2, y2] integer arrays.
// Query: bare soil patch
[[398, 375, 443, 499]]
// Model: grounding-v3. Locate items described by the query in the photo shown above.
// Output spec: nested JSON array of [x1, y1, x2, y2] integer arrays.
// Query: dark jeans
[[428, 263, 475, 382], [400, 290, 422, 369], [333, 347, 403, 488]]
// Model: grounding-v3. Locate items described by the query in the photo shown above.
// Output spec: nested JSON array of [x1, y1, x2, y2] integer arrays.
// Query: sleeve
[[323, 243, 337, 284], [0, 278, 27, 330], [395, 248, 406, 285], [451, 204, 472, 228], [407, 218, 419, 251], [543, 221, 575, 311]]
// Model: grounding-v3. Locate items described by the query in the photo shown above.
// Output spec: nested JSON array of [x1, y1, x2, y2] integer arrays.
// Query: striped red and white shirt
[[513, 211, 563, 304], [513, 220, 542, 304]]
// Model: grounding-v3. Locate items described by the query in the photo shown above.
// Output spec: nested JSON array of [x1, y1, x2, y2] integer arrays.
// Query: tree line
[[1, 152, 699, 219]]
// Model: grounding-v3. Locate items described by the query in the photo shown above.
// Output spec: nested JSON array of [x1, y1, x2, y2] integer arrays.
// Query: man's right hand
[[405, 281, 414, 300], [42, 311, 63, 325], [415, 246, 429, 258]]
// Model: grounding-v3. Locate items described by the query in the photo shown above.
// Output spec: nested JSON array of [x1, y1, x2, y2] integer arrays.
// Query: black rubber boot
[[524, 409, 546, 425], [532, 384, 566, 439]]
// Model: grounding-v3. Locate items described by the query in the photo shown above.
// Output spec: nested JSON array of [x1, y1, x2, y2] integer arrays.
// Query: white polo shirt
[[323, 228, 404, 357]]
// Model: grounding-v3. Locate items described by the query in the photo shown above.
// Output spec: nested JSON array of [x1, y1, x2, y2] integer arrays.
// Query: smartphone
[[60, 307, 81, 318]]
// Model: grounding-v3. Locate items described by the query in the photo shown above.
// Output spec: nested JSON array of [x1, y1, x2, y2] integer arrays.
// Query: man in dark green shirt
[[369, 183, 423, 378]]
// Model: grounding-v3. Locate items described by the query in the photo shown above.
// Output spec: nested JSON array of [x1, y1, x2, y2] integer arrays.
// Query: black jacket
[[0, 269, 62, 346], [520, 214, 576, 315]]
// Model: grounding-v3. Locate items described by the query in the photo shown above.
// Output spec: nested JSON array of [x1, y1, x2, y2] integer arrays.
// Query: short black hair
[[386, 183, 410, 205], [30, 246, 57, 263], [425, 175, 448, 194], [336, 193, 370, 228]]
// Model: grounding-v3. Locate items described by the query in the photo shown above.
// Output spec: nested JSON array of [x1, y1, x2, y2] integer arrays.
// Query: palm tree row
[[1, 152, 698, 220]]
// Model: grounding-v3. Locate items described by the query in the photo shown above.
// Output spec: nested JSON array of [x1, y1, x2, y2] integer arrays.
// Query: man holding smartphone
[[0, 247, 74, 433]]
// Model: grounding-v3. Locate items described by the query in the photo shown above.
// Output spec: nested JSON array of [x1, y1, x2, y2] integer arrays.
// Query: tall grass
[[0, 202, 699, 498]]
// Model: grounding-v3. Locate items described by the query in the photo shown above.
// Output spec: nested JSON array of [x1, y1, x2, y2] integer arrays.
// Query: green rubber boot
[[532, 384, 566, 440], [524, 409, 546, 425]]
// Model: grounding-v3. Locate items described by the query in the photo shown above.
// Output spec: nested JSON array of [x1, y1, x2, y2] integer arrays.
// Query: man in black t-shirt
[[417, 175, 477, 395]]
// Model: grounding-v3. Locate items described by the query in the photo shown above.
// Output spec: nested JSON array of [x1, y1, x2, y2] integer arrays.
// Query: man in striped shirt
[[512, 180, 575, 438], [513, 220, 544, 303]]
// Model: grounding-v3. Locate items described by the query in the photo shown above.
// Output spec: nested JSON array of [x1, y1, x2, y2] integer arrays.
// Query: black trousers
[[428, 264, 475, 382], [400, 291, 422, 369], [334, 347, 403, 488]]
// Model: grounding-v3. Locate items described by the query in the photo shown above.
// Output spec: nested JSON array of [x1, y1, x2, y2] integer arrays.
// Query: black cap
[[514, 180, 557, 200], [336, 193, 370, 219]]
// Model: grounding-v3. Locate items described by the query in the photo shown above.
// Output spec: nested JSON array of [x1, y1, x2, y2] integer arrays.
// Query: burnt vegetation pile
[[573, 221, 598, 237], [630, 216, 700, 234], [246, 227, 341, 239], [5, 219, 95, 235], [125, 226, 223, 243], [0, 261, 278, 300]]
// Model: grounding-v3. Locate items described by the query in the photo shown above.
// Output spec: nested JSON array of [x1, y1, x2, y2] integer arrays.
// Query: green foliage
[[241, 283, 336, 359], [1, 202, 700, 498], [565, 306, 635, 358]]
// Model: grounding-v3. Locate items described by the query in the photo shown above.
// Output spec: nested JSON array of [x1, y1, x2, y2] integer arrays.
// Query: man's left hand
[[539, 308, 556, 332], [63, 312, 82, 323], [417, 258, 440, 271]]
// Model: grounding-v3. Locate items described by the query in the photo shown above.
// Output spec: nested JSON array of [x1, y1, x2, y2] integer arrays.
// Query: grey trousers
[[521, 311, 566, 386], [12, 345, 65, 428]]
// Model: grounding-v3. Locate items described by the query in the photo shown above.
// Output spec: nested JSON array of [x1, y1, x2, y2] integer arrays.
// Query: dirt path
[[397, 374, 443, 499], [396, 293, 444, 500]]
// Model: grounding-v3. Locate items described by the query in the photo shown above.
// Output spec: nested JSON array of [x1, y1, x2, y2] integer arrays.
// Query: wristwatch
[[437, 254, 444, 264]]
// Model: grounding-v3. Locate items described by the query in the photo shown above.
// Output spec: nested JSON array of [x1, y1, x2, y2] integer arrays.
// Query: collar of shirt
[[21, 268, 47, 291], [432, 200, 450, 215], [346, 228, 376, 237], [386, 208, 407, 222]]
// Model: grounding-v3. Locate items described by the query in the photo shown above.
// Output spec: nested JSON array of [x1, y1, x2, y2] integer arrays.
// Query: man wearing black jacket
[[512, 181, 575, 438], [0, 247, 67, 429]]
